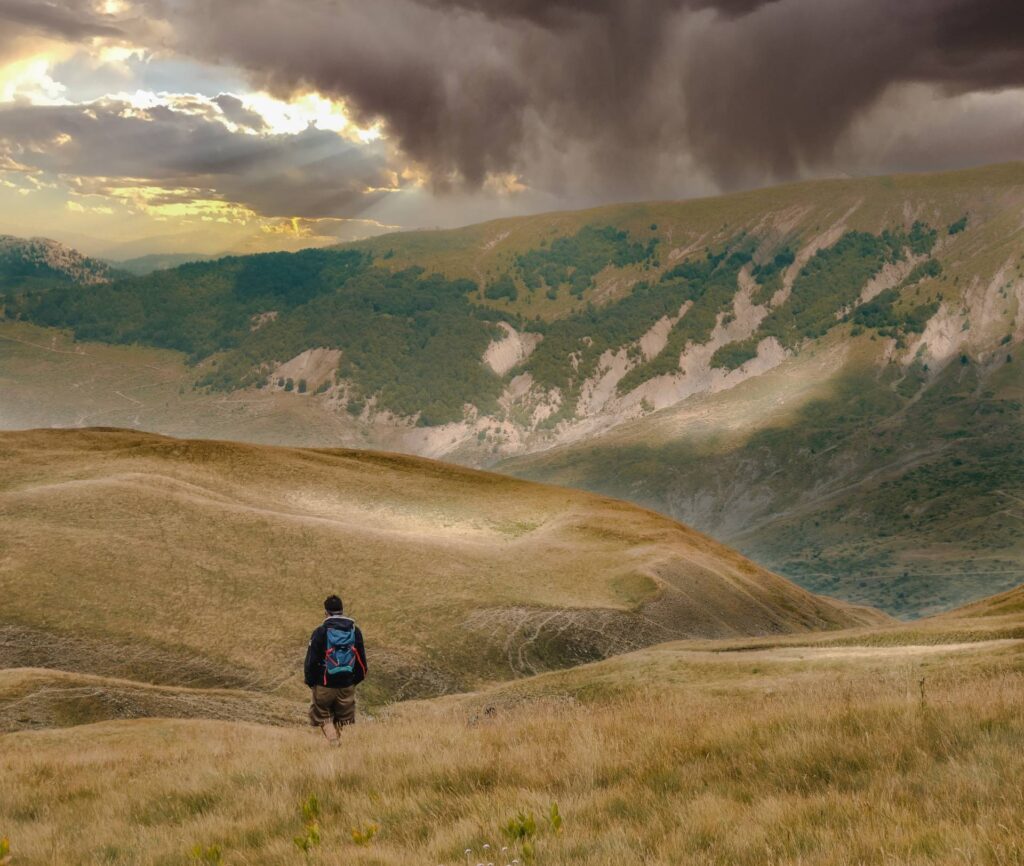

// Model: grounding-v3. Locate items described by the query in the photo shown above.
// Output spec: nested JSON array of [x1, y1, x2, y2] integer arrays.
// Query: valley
[[4, 8, 1022, 865], [2, 163, 1022, 617]]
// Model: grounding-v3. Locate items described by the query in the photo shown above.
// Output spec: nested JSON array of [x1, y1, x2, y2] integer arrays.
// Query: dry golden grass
[[1, 624, 1021, 865], [352, 160, 1024, 317], [0, 668, 298, 733], [946, 585, 1024, 619], [4, 427, 1017, 865], [0, 428, 879, 707], [0, 321, 365, 448]]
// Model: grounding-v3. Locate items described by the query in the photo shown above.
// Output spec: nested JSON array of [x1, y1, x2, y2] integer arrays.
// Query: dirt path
[[704, 638, 1021, 663], [0, 333, 87, 356]]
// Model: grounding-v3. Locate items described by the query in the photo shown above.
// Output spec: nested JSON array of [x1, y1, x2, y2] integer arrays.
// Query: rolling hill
[[2, 162, 1022, 616], [2, 433, 1023, 866], [0, 428, 878, 710], [0, 584, 1020, 865]]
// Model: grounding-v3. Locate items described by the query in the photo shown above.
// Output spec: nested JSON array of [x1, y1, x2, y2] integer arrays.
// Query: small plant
[[547, 802, 563, 834], [502, 811, 536, 843], [189, 844, 223, 865], [293, 795, 321, 855], [350, 822, 379, 846], [1, 836, 11, 865]]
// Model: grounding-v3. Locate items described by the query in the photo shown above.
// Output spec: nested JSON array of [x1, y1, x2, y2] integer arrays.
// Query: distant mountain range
[[109, 252, 214, 276], [1, 161, 1021, 617]]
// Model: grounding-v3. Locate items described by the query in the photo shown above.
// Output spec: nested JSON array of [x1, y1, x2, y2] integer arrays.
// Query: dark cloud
[[0, 0, 122, 41], [681, 0, 1024, 185], [125, 0, 1024, 198], [213, 94, 268, 132], [417, 0, 779, 26], [4, 0, 1024, 224], [0, 99, 397, 218]]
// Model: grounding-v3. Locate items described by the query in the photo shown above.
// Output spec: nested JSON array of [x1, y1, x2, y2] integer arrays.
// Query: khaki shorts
[[309, 685, 356, 728]]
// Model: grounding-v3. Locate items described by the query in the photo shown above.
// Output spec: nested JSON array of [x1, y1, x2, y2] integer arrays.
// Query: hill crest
[[0, 427, 884, 705], [0, 234, 113, 288]]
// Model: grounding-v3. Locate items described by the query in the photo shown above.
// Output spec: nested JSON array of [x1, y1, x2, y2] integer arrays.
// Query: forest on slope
[[2, 162, 1022, 617]]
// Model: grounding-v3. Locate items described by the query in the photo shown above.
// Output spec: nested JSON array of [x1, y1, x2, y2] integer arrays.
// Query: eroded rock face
[[483, 323, 542, 376], [269, 348, 342, 391], [10, 169, 1016, 478]]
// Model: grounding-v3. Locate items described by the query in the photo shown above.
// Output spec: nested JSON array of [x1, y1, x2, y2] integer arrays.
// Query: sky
[[0, 0, 1022, 258]]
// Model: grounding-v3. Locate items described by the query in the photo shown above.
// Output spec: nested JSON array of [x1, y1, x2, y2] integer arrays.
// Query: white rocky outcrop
[[858, 257, 921, 305], [904, 258, 1021, 369], [483, 323, 542, 376], [270, 348, 342, 391], [621, 265, 782, 411]]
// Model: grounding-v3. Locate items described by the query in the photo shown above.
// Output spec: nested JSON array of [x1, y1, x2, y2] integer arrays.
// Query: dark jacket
[[304, 615, 367, 688]]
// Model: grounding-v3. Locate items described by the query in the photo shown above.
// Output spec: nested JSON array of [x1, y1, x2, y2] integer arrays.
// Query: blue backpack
[[324, 622, 357, 677]]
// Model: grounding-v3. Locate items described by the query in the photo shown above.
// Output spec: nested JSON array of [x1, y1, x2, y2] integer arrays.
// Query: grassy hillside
[[0, 668, 297, 733], [3, 162, 1020, 424], [1, 604, 1021, 865], [0, 321, 374, 447], [0, 428, 875, 708], [502, 330, 1024, 618], [946, 583, 1024, 619], [3, 161, 1023, 617]]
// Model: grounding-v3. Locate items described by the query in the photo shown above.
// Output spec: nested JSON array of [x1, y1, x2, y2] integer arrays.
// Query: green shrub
[[711, 338, 760, 370], [350, 823, 379, 846], [502, 811, 537, 842], [750, 246, 795, 305], [293, 795, 321, 855], [515, 225, 658, 297], [618, 243, 755, 393], [904, 258, 942, 284], [189, 844, 223, 865], [484, 274, 518, 302]]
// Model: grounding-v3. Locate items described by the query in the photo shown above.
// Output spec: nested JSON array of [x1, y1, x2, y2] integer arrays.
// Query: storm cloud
[[133, 0, 1024, 196], [0, 98, 398, 218], [0, 0, 123, 42], [2, 0, 1023, 245]]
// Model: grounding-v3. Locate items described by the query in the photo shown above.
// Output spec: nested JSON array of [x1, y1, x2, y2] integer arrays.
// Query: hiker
[[304, 594, 367, 741]]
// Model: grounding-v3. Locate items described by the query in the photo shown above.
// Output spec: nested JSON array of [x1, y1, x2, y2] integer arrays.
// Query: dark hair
[[324, 594, 343, 613]]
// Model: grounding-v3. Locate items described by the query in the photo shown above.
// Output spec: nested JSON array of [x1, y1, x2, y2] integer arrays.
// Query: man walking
[[304, 594, 367, 742]]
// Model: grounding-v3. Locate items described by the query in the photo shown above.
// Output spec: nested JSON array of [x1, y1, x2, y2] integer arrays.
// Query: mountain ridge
[[1, 160, 1021, 617], [0, 234, 115, 289]]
